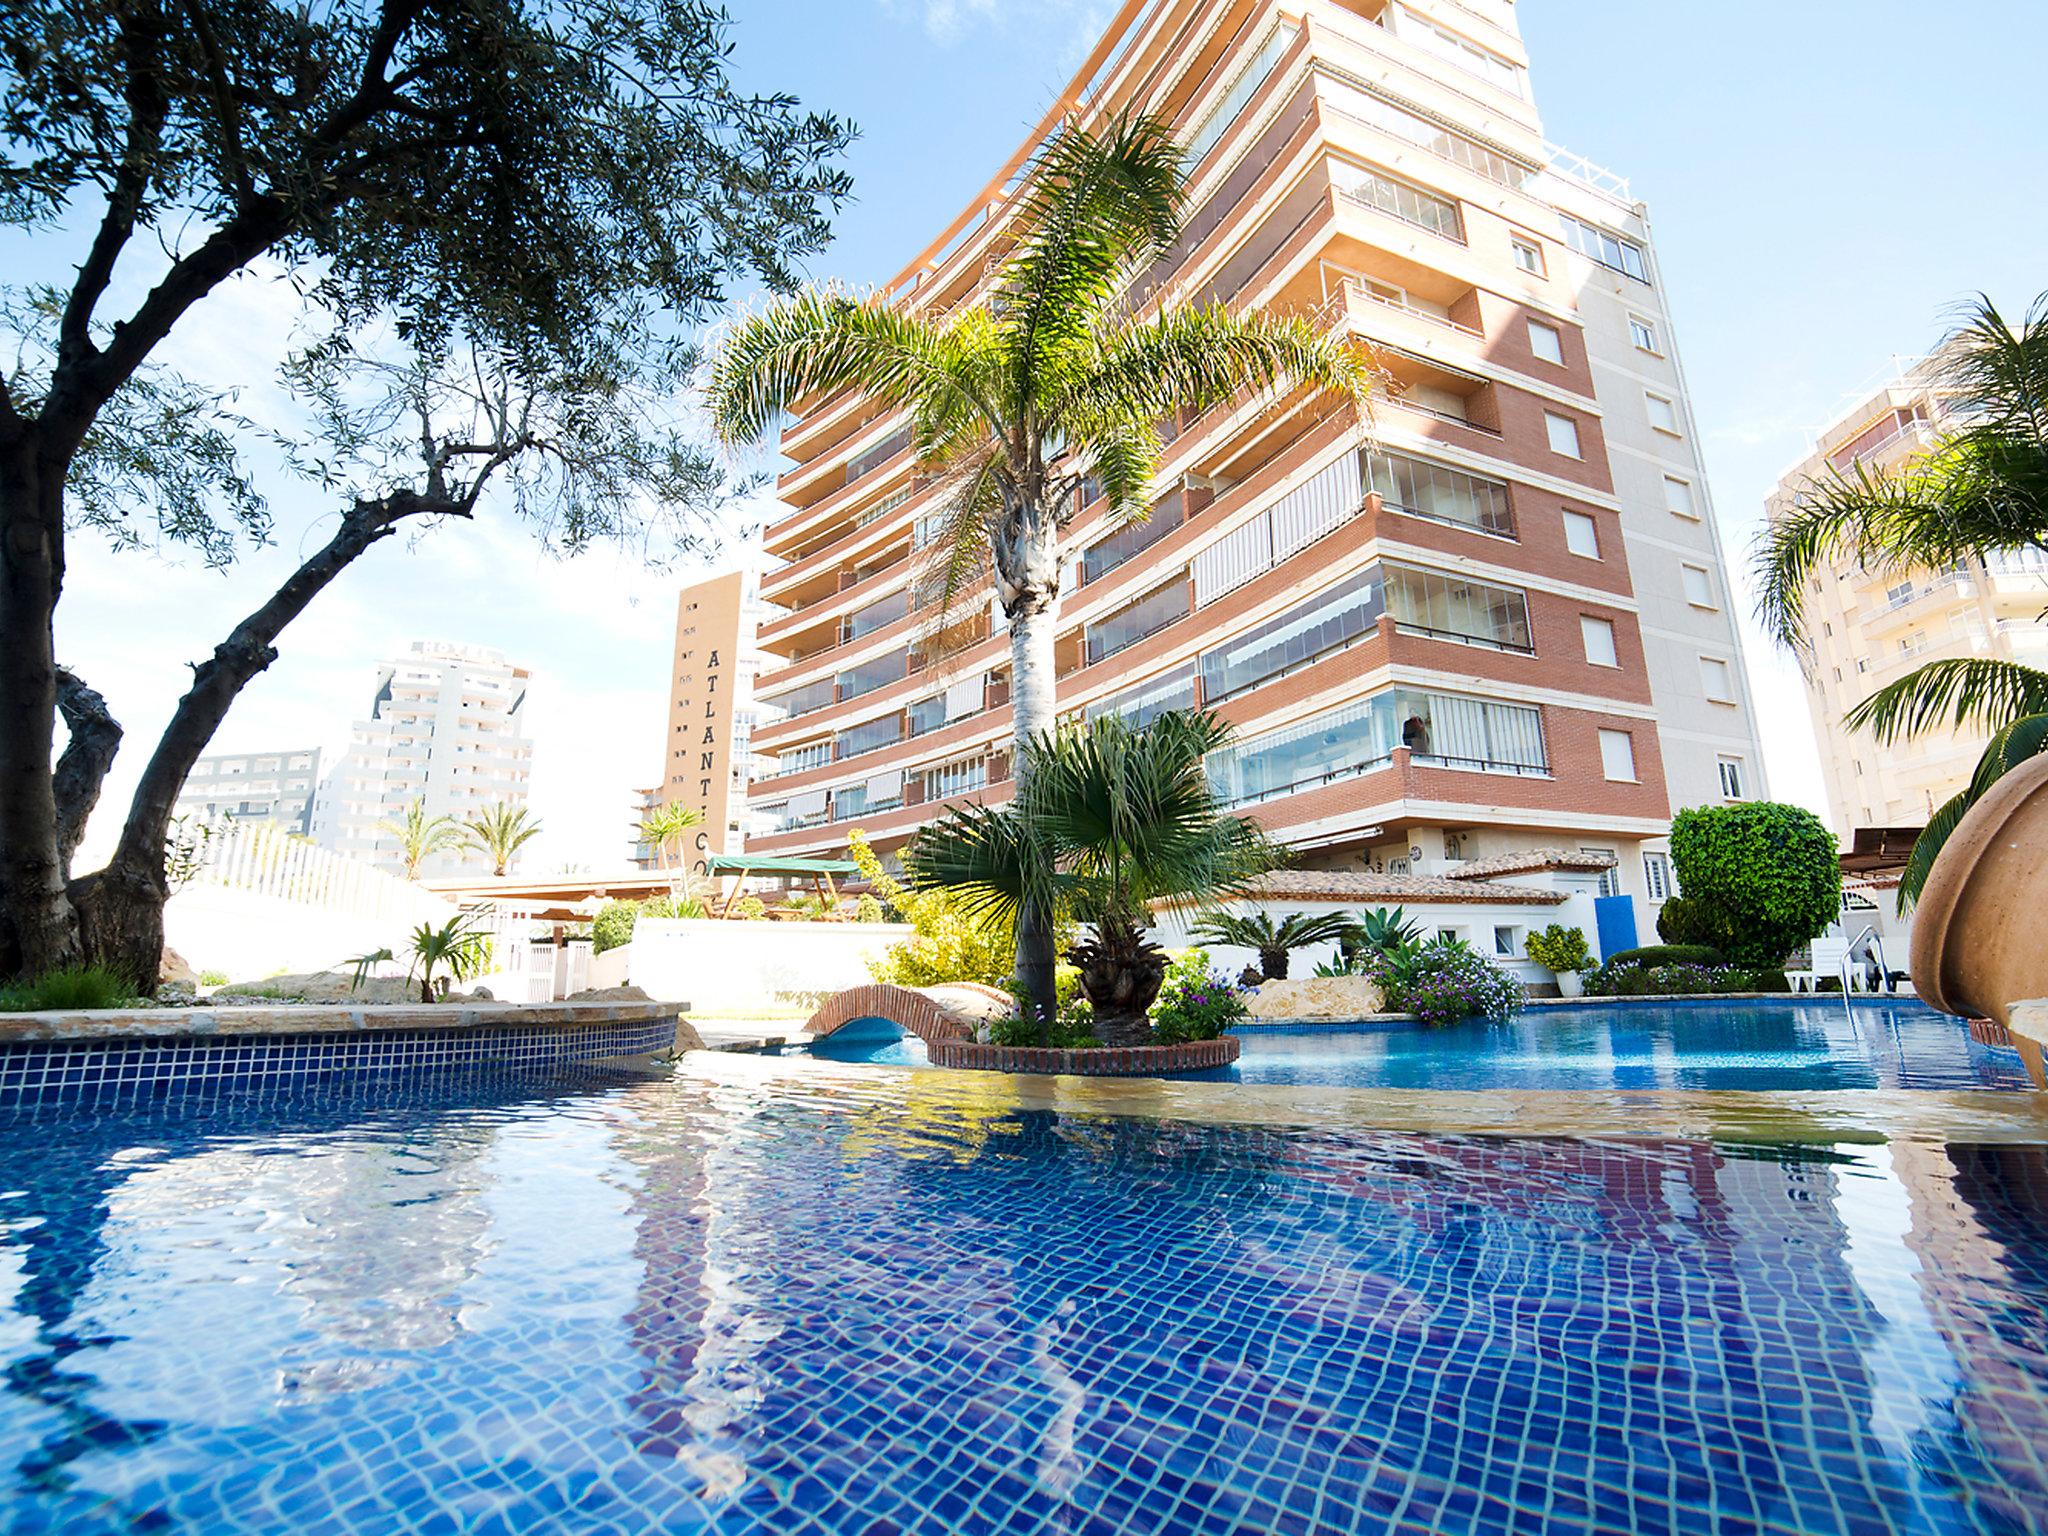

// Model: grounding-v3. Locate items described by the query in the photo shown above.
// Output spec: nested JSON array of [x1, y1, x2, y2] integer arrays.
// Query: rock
[[565, 984, 652, 1003], [159, 946, 198, 990], [1247, 975, 1386, 1020]]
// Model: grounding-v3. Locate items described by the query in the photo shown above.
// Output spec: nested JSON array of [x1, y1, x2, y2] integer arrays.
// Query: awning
[[705, 855, 859, 876]]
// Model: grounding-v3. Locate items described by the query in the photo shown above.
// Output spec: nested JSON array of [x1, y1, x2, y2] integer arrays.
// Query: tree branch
[[54, 669, 124, 881], [181, 0, 257, 203], [58, 3, 171, 378]]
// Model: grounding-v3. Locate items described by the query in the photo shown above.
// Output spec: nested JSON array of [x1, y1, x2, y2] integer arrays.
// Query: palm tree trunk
[[998, 494, 1062, 1036]]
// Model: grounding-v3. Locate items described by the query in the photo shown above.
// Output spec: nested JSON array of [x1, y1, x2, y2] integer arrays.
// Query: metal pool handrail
[[1840, 924, 1890, 1019]]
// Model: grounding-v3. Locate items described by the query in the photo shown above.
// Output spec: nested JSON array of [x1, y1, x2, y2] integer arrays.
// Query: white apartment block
[[315, 641, 534, 877], [1768, 357, 2048, 832], [174, 748, 322, 835]]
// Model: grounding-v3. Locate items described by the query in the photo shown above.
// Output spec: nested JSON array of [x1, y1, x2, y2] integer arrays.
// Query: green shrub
[[0, 964, 142, 1013], [1370, 936, 1523, 1028], [198, 969, 229, 987], [1606, 944, 1723, 969], [1148, 948, 1248, 1044], [994, 965, 1096, 1047], [730, 895, 768, 921], [1586, 959, 1749, 997], [1654, 895, 1725, 951], [1523, 924, 1592, 974], [851, 829, 1027, 989], [852, 893, 886, 924], [1668, 803, 1841, 971], [1751, 969, 1792, 993]]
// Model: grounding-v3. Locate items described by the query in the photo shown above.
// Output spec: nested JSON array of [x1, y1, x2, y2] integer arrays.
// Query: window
[[1700, 656, 1736, 703], [1404, 16, 1526, 97], [1628, 315, 1660, 354], [1527, 318, 1564, 365], [1438, 927, 1462, 947], [1598, 729, 1637, 782], [1493, 925, 1520, 958], [1581, 615, 1619, 668], [1367, 449, 1515, 538], [1718, 756, 1746, 799], [1558, 214, 1649, 282], [1085, 578, 1189, 664], [1664, 476, 1698, 519], [1386, 564, 1533, 652], [1509, 233, 1545, 275], [1200, 570, 1383, 703], [1544, 412, 1582, 459], [1562, 510, 1601, 559], [924, 757, 987, 800], [1340, 167, 1463, 241], [1645, 392, 1681, 435], [1081, 495, 1183, 584], [1680, 563, 1715, 607], [1643, 852, 1674, 903]]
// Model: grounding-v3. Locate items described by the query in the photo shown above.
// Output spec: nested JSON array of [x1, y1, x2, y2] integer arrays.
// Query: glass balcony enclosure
[[1085, 577, 1190, 665], [1366, 449, 1515, 539], [1199, 568, 1384, 703], [1383, 564, 1532, 652]]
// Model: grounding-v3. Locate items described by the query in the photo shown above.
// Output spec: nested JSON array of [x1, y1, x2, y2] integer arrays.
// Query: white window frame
[[1527, 317, 1565, 366], [1562, 510, 1601, 560], [1627, 314, 1661, 354], [1544, 411, 1582, 459], [1645, 391, 1681, 435], [1717, 756, 1746, 800], [1664, 475, 1698, 519], [1581, 615, 1620, 669], [1699, 655, 1736, 704], [1643, 851, 1674, 903], [1598, 729, 1638, 783], [1509, 233, 1546, 276], [1493, 924, 1521, 958], [1680, 562, 1715, 608]]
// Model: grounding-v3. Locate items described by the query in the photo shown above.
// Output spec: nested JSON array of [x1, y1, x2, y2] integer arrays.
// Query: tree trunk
[[996, 488, 1063, 1037], [1068, 911, 1167, 1048], [76, 493, 439, 990], [1260, 945, 1288, 980], [0, 442, 81, 980]]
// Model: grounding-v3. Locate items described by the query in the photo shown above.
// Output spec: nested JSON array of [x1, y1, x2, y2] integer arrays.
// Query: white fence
[[166, 823, 459, 981], [626, 919, 913, 1015]]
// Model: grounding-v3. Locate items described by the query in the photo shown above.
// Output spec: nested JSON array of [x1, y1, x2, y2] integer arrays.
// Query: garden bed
[[928, 1035, 1239, 1077]]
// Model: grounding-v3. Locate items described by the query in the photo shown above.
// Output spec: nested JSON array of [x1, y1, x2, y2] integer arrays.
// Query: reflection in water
[[0, 1070, 2039, 1533]]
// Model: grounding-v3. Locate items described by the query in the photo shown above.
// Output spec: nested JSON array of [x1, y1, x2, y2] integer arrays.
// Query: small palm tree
[[464, 803, 543, 877], [1188, 909, 1361, 981], [1754, 293, 2048, 900], [908, 709, 1276, 1046], [636, 801, 704, 873], [710, 113, 1372, 1018], [406, 914, 493, 1003], [378, 800, 467, 882]]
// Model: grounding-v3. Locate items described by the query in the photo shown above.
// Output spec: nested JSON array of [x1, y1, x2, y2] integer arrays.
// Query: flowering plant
[[1586, 960, 1750, 997], [1370, 936, 1524, 1028], [1149, 948, 1249, 1044]]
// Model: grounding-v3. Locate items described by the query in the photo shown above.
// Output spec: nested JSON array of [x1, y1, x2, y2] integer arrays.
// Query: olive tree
[[0, 0, 852, 984]]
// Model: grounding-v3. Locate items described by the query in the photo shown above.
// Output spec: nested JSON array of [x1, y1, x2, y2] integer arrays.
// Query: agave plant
[[1187, 909, 1360, 981], [1355, 906, 1424, 959], [405, 915, 493, 1003], [907, 710, 1276, 1046], [710, 112, 1371, 1019], [1753, 293, 2048, 902]]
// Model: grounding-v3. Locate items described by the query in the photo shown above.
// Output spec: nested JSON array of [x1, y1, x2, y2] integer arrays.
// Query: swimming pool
[[0, 1057, 2044, 1533], [815, 998, 2035, 1093]]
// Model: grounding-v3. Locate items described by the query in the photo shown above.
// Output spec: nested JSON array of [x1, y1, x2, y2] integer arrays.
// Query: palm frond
[[1898, 711, 2048, 907], [708, 290, 990, 447], [1898, 791, 1974, 912], [997, 112, 1187, 400], [902, 802, 1066, 935], [1057, 303, 1374, 436], [1844, 657, 2048, 743]]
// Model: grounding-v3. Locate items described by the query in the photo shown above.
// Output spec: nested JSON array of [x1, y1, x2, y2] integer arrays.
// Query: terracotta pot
[[1910, 750, 2048, 1031]]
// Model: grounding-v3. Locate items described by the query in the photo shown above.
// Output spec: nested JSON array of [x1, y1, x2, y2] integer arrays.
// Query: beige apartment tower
[[745, 0, 1768, 941], [658, 569, 778, 873], [1768, 357, 2048, 833]]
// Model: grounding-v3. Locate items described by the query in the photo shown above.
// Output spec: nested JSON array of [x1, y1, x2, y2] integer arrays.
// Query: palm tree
[[1754, 293, 2048, 900], [405, 914, 493, 1003], [908, 709, 1276, 1046], [464, 803, 543, 878], [1188, 909, 1361, 982], [708, 113, 1372, 1021], [378, 800, 467, 882], [636, 801, 704, 874]]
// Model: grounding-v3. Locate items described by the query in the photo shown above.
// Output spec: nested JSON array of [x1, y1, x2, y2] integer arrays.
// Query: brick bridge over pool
[[802, 983, 1014, 1047]]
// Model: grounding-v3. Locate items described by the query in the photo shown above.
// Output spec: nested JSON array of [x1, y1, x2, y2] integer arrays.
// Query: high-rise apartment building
[[315, 640, 533, 877], [173, 748, 322, 834], [1767, 356, 2048, 833], [657, 569, 780, 873], [744, 0, 1765, 937]]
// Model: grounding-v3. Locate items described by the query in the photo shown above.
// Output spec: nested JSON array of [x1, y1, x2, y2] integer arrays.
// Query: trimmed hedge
[[1604, 944, 1723, 969], [1667, 803, 1841, 970]]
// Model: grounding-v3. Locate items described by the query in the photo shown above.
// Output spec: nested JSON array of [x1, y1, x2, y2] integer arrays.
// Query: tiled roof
[[1443, 847, 1618, 881], [1237, 869, 1568, 907]]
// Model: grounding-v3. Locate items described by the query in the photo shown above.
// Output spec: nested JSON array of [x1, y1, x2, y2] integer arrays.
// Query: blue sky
[[47, 0, 2048, 869]]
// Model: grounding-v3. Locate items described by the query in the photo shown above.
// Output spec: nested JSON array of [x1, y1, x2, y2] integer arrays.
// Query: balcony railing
[[1318, 276, 1482, 339]]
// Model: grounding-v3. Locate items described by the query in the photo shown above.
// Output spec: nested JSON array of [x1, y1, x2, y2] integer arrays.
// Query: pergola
[[703, 854, 860, 917]]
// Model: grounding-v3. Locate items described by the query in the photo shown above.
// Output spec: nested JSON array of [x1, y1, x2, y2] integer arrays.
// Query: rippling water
[[0, 1061, 2044, 1533]]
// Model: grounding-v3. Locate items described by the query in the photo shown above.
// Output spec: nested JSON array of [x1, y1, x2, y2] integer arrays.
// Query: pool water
[[816, 1000, 2034, 1093], [0, 1062, 2045, 1533]]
